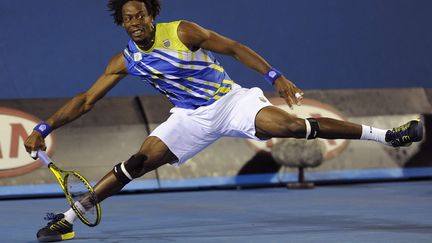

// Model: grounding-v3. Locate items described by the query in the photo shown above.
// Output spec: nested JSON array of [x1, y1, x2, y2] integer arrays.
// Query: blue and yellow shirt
[[123, 20, 237, 109]]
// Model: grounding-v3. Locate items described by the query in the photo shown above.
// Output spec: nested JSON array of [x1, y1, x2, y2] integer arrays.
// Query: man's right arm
[[25, 52, 128, 153]]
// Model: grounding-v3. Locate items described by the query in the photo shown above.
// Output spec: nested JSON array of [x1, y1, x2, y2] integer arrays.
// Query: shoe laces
[[393, 122, 410, 133], [391, 123, 412, 140], [44, 212, 64, 226]]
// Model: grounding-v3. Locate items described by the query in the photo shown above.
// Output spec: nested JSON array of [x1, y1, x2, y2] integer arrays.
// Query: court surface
[[1, 181, 431, 242]]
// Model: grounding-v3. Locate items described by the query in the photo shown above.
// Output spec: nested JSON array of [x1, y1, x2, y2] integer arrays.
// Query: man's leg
[[36, 136, 177, 242], [254, 106, 423, 146], [93, 136, 177, 202]]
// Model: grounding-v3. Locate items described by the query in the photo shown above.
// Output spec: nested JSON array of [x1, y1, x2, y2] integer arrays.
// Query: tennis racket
[[38, 150, 101, 227]]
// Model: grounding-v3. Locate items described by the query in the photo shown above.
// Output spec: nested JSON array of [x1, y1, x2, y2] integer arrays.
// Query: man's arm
[[177, 21, 303, 107], [24, 52, 127, 153]]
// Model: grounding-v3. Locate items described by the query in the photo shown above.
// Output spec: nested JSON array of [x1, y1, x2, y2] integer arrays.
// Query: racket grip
[[37, 150, 52, 166]]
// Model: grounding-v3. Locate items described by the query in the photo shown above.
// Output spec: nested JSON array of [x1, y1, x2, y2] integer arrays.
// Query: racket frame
[[38, 150, 101, 227]]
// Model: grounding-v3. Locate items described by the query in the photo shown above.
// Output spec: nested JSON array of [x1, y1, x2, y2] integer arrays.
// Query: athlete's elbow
[[83, 103, 93, 113], [230, 42, 250, 59], [230, 41, 244, 55], [76, 92, 94, 113]]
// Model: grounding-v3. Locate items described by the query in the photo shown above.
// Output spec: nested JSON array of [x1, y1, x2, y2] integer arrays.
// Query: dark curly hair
[[108, 0, 161, 25]]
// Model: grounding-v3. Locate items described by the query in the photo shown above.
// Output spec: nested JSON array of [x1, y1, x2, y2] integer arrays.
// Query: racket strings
[[65, 174, 98, 224]]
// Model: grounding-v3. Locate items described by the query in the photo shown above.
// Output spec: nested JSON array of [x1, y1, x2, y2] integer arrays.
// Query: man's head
[[108, 0, 161, 43]]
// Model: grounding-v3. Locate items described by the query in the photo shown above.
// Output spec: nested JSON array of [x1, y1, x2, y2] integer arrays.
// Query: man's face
[[122, 1, 154, 43]]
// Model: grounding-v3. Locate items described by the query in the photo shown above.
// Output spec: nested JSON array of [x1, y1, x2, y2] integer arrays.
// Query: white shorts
[[150, 86, 273, 165]]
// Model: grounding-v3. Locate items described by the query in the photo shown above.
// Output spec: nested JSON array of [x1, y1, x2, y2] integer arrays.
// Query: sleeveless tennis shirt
[[123, 20, 237, 109]]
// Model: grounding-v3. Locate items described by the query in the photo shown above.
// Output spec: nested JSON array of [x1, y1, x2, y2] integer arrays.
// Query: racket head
[[63, 172, 102, 227], [47, 163, 66, 190]]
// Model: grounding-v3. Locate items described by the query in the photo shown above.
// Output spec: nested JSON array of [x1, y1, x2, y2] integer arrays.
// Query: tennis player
[[24, 0, 423, 241]]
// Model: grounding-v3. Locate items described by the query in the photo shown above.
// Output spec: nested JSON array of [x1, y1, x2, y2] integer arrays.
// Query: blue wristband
[[264, 68, 282, 85], [33, 122, 53, 138]]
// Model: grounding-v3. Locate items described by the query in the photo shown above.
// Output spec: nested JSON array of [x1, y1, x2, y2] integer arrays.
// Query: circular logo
[[247, 97, 350, 160], [269, 71, 277, 78], [0, 107, 54, 178]]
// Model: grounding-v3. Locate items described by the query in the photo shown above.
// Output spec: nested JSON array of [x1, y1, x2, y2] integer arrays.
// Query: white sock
[[63, 201, 87, 224], [63, 208, 77, 224], [360, 125, 390, 145]]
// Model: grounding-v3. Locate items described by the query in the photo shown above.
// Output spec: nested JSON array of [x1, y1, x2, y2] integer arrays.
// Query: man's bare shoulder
[[178, 20, 204, 35], [177, 21, 209, 50], [105, 51, 128, 75]]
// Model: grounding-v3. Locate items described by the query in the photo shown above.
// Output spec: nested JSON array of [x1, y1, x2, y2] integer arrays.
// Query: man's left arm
[[177, 20, 303, 107]]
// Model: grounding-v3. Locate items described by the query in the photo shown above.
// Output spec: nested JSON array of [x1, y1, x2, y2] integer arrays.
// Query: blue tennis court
[[1, 180, 431, 242]]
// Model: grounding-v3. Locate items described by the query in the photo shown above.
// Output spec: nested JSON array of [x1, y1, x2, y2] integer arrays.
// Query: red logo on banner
[[0, 107, 54, 178], [247, 98, 350, 160]]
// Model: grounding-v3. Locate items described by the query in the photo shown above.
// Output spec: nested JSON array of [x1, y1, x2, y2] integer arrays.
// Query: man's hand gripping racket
[[37, 150, 101, 227]]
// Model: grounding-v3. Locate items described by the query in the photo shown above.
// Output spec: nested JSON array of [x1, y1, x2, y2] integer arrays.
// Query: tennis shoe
[[385, 119, 424, 147], [37, 213, 75, 242]]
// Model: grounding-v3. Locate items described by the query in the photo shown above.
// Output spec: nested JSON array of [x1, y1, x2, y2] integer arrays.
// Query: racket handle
[[37, 150, 52, 166]]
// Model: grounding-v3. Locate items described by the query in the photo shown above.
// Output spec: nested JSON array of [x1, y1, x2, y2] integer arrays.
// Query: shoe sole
[[37, 232, 75, 242]]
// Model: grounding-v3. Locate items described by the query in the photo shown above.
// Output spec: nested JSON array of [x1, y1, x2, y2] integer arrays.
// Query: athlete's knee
[[305, 118, 321, 139], [280, 118, 320, 139], [112, 153, 148, 185], [281, 118, 307, 138]]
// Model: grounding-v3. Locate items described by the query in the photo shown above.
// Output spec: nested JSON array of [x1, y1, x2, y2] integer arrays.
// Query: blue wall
[[1, 0, 431, 99]]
